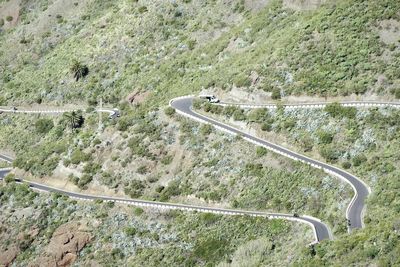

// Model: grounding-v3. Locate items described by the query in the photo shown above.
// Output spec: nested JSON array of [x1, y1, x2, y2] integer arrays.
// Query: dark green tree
[[62, 111, 84, 131], [70, 60, 89, 81]]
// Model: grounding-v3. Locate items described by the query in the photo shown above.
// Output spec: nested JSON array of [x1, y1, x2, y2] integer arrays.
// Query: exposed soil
[[244, 0, 271, 13], [0, 0, 21, 29], [378, 19, 400, 45], [283, 0, 337, 11]]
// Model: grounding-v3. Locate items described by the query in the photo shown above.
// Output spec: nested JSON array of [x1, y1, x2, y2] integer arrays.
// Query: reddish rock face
[[0, 245, 19, 266], [30, 221, 92, 267], [126, 91, 150, 104]]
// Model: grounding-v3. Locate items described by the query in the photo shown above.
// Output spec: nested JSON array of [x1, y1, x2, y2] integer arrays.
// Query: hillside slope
[[1, 0, 400, 107], [1, 0, 400, 266]]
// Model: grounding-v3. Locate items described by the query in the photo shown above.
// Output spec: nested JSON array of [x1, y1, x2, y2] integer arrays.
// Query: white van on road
[[199, 94, 220, 103]]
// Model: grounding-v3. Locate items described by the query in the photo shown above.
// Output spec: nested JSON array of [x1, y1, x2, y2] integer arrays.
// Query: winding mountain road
[[2, 97, 397, 244], [169, 96, 385, 233], [0, 159, 328, 244]]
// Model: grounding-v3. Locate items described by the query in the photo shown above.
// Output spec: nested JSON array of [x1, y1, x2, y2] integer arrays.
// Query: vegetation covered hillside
[[1, 0, 400, 107], [1, 0, 400, 266]]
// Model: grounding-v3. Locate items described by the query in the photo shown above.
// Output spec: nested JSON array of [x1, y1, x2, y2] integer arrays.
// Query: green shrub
[[155, 185, 164, 193], [124, 226, 137, 236], [6, 16, 13, 22], [133, 207, 144, 216], [247, 109, 269, 123], [69, 175, 79, 185], [352, 154, 367, 167], [164, 106, 176, 116], [193, 237, 229, 262], [83, 162, 101, 175], [223, 106, 239, 117], [244, 163, 264, 178], [282, 118, 296, 130], [160, 180, 181, 201], [117, 117, 133, 131], [271, 88, 281, 100], [70, 150, 91, 165], [203, 103, 223, 114], [188, 39, 196, 50], [319, 145, 340, 162], [128, 137, 150, 157], [4, 173, 15, 183], [93, 138, 101, 145], [161, 155, 173, 165], [233, 109, 246, 121], [256, 146, 268, 157], [342, 161, 352, 169], [0, 19, 4, 27], [299, 135, 313, 152], [111, 248, 125, 260], [78, 174, 93, 188], [261, 122, 272, 131], [317, 131, 334, 144], [200, 124, 213, 136], [394, 88, 400, 99], [124, 180, 145, 198], [138, 6, 148, 13], [325, 103, 357, 119], [233, 74, 251, 87], [137, 165, 148, 174], [192, 99, 204, 110], [35, 118, 54, 134]]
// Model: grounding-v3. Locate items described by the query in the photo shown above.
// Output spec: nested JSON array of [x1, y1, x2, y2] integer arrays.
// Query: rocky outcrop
[[126, 90, 150, 104], [31, 222, 92, 267], [0, 245, 19, 266]]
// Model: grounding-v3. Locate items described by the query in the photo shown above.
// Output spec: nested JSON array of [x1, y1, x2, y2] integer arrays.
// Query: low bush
[[124, 180, 146, 198], [271, 88, 281, 100], [233, 109, 246, 121], [247, 109, 269, 123], [233, 73, 251, 87], [256, 147, 268, 157], [317, 131, 334, 144], [4, 173, 15, 183], [35, 118, 54, 134], [352, 154, 367, 167], [78, 174, 93, 189], [70, 150, 91, 165], [137, 165, 148, 174], [261, 122, 272, 131], [124, 226, 137, 236], [164, 107, 176, 116], [325, 103, 357, 119], [319, 145, 340, 162], [200, 124, 213, 136]]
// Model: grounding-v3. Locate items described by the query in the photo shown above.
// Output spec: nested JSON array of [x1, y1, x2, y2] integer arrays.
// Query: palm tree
[[62, 111, 84, 131], [70, 60, 89, 81]]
